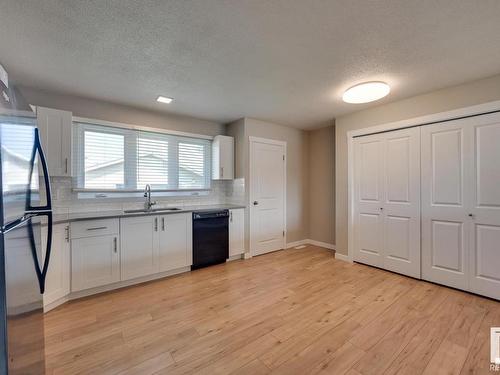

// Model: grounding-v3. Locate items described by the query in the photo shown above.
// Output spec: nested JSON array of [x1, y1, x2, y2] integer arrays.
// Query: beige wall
[[19, 86, 224, 136], [308, 124, 335, 245], [226, 118, 309, 248], [335, 74, 500, 255]]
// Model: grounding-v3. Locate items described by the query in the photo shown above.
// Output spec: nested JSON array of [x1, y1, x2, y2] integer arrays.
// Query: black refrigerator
[[0, 66, 53, 373]]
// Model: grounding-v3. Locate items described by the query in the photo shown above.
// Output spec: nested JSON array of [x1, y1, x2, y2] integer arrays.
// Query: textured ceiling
[[1, 0, 500, 128]]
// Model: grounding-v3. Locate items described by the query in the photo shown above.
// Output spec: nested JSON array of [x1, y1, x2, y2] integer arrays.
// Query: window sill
[[75, 190, 210, 200]]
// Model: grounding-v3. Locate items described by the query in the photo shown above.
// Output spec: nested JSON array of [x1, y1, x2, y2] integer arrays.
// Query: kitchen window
[[73, 121, 211, 194]]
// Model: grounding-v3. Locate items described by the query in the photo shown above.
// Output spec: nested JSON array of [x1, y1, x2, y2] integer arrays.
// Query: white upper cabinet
[[229, 209, 245, 257], [36, 106, 72, 177], [212, 135, 234, 180]]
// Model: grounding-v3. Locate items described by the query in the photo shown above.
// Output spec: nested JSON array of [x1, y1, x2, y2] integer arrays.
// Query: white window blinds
[[74, 122, 211, 192]]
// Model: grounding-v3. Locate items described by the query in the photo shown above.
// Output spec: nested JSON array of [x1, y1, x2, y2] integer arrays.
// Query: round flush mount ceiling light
[[342, 81, 390, 104]]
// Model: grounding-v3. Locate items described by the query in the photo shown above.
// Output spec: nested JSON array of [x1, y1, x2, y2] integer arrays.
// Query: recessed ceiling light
[[342, 81, 390, 104], [157, 96, 173, 104]]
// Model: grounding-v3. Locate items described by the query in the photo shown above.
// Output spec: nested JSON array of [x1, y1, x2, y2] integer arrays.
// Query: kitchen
[[1, 1, 500, 374]]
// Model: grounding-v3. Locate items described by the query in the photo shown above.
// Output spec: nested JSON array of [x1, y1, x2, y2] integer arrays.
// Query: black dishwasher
[[192, 209, 229, 270]]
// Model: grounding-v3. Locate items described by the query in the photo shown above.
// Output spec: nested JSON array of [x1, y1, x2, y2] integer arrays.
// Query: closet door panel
[[382, 128, 421, 278], [430, 220, 465, 273], [469, 114, 500, 300], [421, 121, 470, 290], [353, 135, 384, 268]]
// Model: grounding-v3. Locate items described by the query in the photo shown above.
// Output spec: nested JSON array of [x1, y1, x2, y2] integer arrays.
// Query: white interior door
[[353, 134, 384, 268], [353, 128, 420, 278], [421, 119, 471, 289], [382, 127, 421, 278], [469, 112, 500, 300], [250, 137, 286, 256]]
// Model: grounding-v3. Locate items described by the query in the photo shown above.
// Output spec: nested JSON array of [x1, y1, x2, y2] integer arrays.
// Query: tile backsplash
[[50, 177, 246, 214]]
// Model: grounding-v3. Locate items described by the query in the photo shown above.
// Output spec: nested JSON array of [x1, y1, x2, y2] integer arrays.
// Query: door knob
[[468, 213, 474, 217], [253, 201, 259, 206]]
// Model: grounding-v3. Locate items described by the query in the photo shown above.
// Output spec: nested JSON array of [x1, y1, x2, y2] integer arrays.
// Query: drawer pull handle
[[162, 217, 165, 231], [65, 226, 70, 242], [113, 237, 117, 253], [86, 226, 107, 231], [154, 218, 158, 232]]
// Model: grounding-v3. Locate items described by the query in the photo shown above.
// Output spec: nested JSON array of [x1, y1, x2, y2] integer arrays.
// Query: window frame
[[72, 117, 213, 195]]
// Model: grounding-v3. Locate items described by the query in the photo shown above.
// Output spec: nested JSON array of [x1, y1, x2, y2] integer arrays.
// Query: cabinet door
[[71, 234, 120, 292], [353, 134, 385, 268], [36, 106, 72, 176], [421, 120, 471, 290], [212, 135, 234, 180], [120, 216, 159, 280], [43, 224, 70, 307], [229, 209, 245, 256], [469, 112, 500, 300], [158, 213, 192, 272]]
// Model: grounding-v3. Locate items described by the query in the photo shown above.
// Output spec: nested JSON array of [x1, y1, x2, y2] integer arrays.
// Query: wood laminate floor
[[42, 246, 500, 375]]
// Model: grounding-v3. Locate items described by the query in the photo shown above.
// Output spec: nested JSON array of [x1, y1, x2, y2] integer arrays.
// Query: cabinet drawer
[[70, 218, 119, 239]]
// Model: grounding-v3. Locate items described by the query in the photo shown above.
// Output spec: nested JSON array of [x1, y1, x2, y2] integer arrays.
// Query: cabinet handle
[[230, 211, 233, 222], [221, 167, 224, 178], [65, 226, 70, 242], [65, 158, 68, 174], [162, 217, 165, 231], [154, 217, 158, 231], [113, 237, 117, 253], [86, 226, 107, 231]]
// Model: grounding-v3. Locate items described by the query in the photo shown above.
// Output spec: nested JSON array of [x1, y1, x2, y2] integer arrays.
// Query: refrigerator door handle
[[27, 212, 53, 294], [26, 128, 52, 213], [25, 128, 53, 294]]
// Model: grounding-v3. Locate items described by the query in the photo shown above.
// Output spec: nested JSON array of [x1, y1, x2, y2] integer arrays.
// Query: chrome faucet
[[143, 184, 157, 211]]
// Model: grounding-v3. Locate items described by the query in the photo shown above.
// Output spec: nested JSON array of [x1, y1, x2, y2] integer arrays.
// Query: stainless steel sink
[[124, 207, 182, 214]]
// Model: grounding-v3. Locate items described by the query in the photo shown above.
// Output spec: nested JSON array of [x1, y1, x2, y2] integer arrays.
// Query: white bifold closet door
[[422, 112, 500, 300], [353, 127, 421, 278]]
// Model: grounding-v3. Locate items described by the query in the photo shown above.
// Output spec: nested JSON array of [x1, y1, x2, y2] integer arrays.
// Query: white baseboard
[[286, 239, 309, 248], [69, 266, 190, 301], [227, 253, 244, 261], [44, 296, 69, 313], [306, 239, 335, 250], [334, 252, 352, 263], [243, 252, 253, 259], [286, 239, 336, 251]]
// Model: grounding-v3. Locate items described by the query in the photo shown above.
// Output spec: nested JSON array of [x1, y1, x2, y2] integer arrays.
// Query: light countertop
[[52, 204, 246, 225]]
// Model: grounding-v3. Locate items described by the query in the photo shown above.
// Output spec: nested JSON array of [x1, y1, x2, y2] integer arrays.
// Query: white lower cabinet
[[43, 224, 70, 307], [120, 216, 160, 281], [71, 219, 120, 292], [158, 213, 192, 272], [229, 209, 245, 257]]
